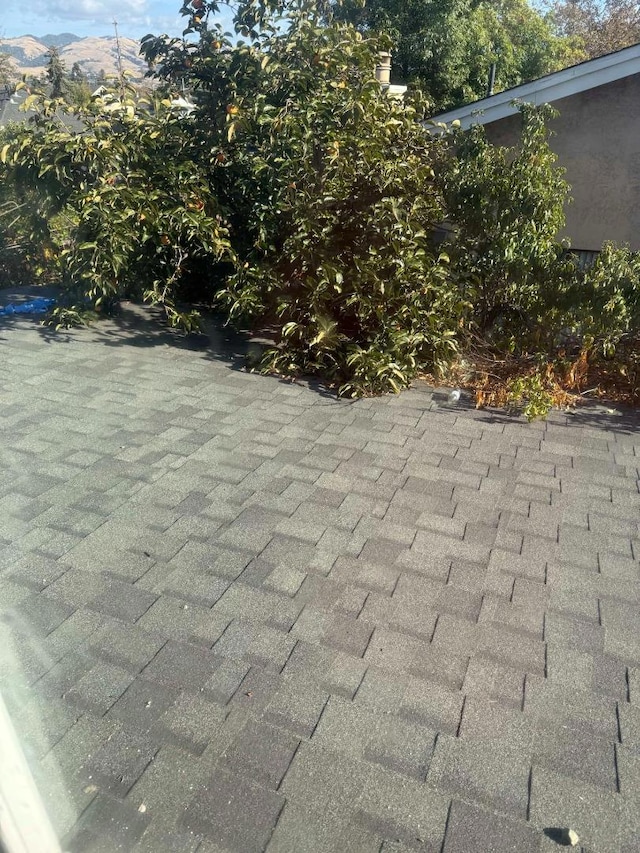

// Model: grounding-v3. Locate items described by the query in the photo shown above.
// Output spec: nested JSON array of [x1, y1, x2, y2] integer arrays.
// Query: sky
[[0, 0, 192, 40]]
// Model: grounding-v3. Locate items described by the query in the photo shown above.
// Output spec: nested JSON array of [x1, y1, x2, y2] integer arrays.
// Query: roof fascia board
[[432, 43, 640, 128]]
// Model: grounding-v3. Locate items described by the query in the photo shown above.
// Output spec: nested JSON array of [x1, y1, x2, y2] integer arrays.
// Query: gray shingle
[[279, 741, 372, 816], [221, 718, 300, 788], [83, 728, 158, 797], [529, 766, 628, 853], [616, 742, 640, 803], [524, 681, 618, 739], [291, 606, 373, 656], [136, 595, 230, 647], [64, 793, 151, 852], [462, 659, 526, 707], [140, 641, 221, 693], [126, 743, 211, 815], [153, 692, 227, 754], [183, 767, 285, 852], [86, 582, 158, 623], [41, 569, 110, 609], [89, 619, 166, 672], [432, 614, 546, 675], [264, 674, 329, 737], [106, 678, 176, 732], [65, 662, 135, 715], [213, 583, 302, 631], [533, 722, 618, 791], [330, 555, 401, 594], [443, 800, 541, 853], [355, 762, 450, 848], [4, 307, 640, 853], [10, 593, 75, 636], [428, 731, 531, 818], [267, 802, 381, 853], [619, 702, 640, 751]]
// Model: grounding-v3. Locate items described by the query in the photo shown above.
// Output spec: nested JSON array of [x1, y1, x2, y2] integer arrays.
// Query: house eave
[[431, 42, 640, 128]]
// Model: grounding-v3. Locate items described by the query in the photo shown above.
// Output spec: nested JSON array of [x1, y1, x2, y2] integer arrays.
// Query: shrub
[[577, 242, 640, 355], [0, 123, 59, 288], [4, 0, 640, 408], [216, 26, 463, 394], [144, 1, 465, 394], [436, 103, 574, 346], [1, 86, 230, 328]]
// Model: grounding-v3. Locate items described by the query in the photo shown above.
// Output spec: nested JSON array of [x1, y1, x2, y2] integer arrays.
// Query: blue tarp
[[0, 297, 56, 316]]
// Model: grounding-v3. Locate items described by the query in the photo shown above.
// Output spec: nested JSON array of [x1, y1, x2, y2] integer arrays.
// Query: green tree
[[549, 0, 640, 58], [3, 0, 608, 400], [0, 53, 16, 87], [66, 62, 91, 108], [334, 0, 583, 110], [435, 103, 572, 339], [467, 0, 584, 95], [70, 61, 86, 83], [141, 0, 462, 392], [2, 83, 231, 328], [46, 47, 66, 98]]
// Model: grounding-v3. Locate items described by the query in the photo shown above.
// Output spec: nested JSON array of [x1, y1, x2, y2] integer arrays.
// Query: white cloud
[[0, 0, 185, 38], [32, 0, 152, 26]]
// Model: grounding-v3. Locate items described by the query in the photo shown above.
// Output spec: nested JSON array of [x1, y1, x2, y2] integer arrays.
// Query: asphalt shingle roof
[[0, 298, 639, 852]]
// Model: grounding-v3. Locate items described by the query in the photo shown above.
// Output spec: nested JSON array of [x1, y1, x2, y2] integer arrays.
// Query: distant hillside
[[38, 33, 79, 49], [0, 34, 147, 80]]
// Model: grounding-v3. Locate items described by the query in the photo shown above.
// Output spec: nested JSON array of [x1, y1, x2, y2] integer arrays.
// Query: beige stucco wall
[[483, 75, 640, 251]]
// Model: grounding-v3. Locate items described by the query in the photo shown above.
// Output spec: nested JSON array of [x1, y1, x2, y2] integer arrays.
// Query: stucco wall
[[483, 74, 640, 251]]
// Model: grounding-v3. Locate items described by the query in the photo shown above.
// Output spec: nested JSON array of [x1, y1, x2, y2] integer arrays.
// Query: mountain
[[39, 33, 80, 49], [0, 34, 148, 80]]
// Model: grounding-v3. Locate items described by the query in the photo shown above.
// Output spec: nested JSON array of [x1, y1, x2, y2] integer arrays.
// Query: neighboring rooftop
[[0, 87, 28, 127]]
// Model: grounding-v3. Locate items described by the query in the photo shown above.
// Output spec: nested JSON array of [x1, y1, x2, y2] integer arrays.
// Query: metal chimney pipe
[[487, 62, 496, 97], [376, 52, 392, 86]]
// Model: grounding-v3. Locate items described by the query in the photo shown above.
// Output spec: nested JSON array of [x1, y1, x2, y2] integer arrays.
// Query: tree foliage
[[46, 47, 66, 99], [436, 104, 573, 340], [1, 87, 230, 328], [333, 0, 584, 110], [548, 0, 640, 59], [70, 62, 86, 83], [0, 53, 16, 87], [2, 0, 640, 405], [578, 243, 640, 354], [142, 0, 462, 392]]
